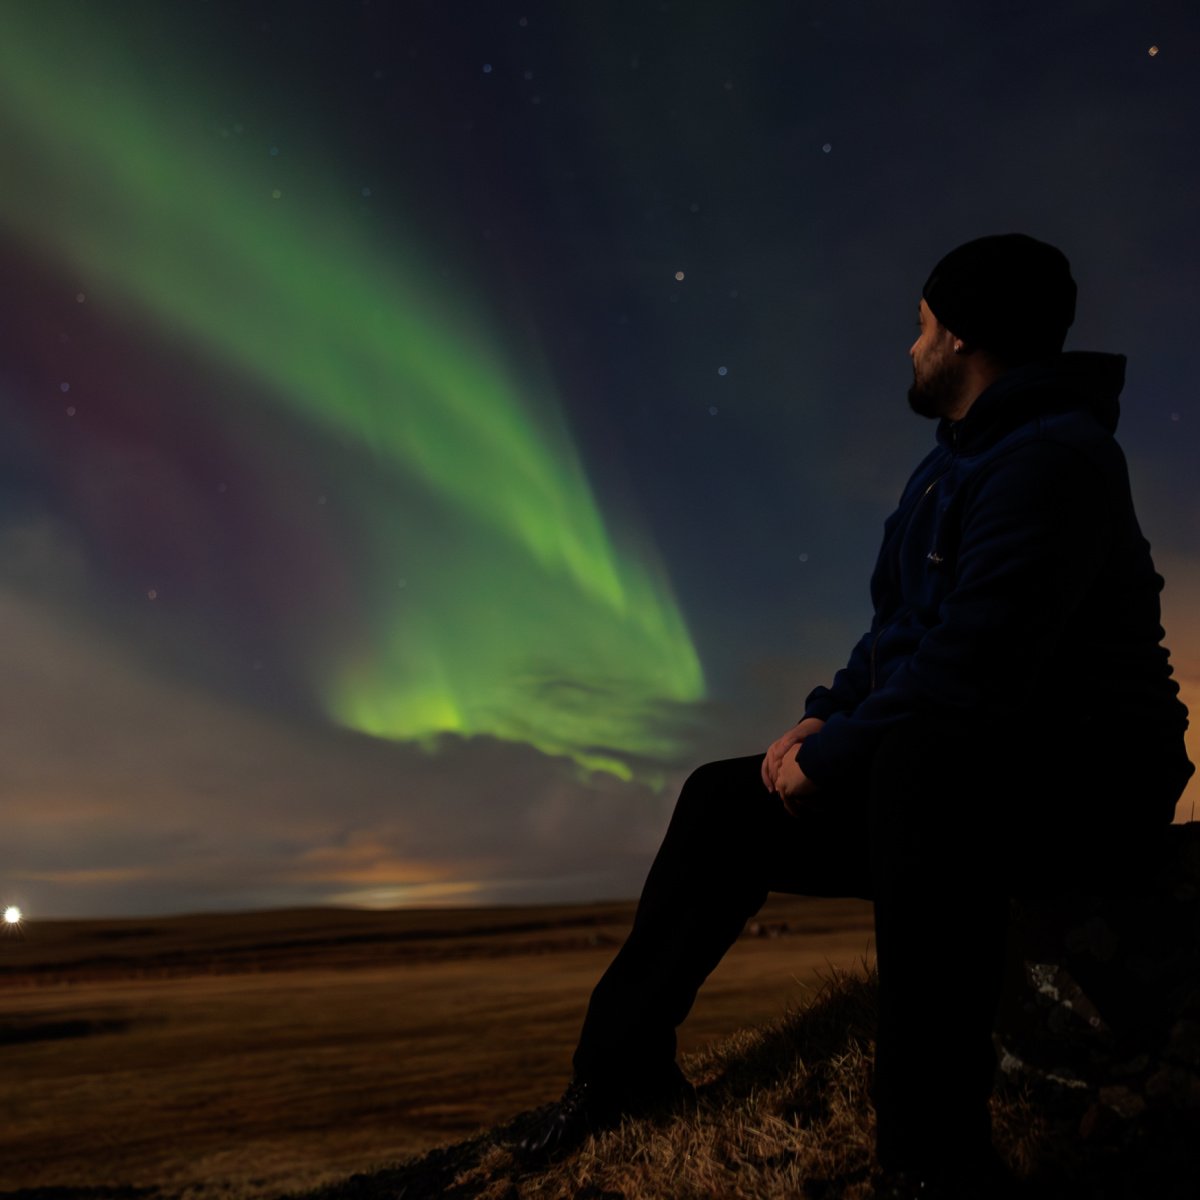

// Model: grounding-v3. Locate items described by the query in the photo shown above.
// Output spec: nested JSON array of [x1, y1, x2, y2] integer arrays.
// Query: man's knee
[[668, 756, 774, 836]]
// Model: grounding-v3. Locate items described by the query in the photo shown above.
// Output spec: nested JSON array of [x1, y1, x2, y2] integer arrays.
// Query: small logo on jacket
[[926, 551, 944, 565]]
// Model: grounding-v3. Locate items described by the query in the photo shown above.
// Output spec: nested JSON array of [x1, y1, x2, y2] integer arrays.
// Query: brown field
[[0, 896, 874, 1199]]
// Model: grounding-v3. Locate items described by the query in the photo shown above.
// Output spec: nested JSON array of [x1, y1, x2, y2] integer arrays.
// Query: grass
[[288, 965, 1200, 1200], [282, 965, 906, 1200], [0, 897, 873, 1198], [6, 898, 1195, 1199]]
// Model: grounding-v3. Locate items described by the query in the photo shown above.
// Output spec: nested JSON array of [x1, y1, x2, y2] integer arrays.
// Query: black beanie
[[922, 233, 1076, 363]]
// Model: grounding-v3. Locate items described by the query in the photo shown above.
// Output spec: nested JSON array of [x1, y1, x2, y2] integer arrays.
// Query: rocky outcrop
[[996, 821, 1200, 1151]]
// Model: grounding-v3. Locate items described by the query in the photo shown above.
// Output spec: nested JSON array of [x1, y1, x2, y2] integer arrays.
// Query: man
[[523, 235, 1194, 1198]]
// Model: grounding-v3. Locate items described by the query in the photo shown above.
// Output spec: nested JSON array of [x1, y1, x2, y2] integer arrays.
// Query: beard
[[907, 354, 963, 419]]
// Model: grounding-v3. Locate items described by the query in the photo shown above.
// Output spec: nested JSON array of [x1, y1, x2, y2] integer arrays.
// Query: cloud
[[1155, 554, 1200, 823], [0, 522, 683, 917]]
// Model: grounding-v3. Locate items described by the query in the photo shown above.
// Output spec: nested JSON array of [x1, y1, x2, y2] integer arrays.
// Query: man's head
[[908, 233, 1077, 420]]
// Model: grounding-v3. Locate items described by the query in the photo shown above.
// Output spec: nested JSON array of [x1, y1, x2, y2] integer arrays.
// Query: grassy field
[[302, 966, 1194, 1200], [0, 896, 874, 1199]]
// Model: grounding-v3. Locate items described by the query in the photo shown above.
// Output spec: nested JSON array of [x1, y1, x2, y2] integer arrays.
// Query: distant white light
[[709, 406, 719, 416], [798, 553, 809, 563], [718, 366, 728, 376], [4, 907, 21, 925], [822, 143, 832, 153], [674, 270, 685, 281]]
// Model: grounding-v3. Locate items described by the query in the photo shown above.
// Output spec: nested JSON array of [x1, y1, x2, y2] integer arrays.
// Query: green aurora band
[[0, 8, 704, 780]]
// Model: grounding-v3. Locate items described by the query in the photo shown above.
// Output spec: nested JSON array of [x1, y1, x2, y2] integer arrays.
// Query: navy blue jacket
[[796, 351, 1191, 789]]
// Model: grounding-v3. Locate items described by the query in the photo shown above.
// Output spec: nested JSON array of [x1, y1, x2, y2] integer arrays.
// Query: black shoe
[[518, 1065, 695, 1161]]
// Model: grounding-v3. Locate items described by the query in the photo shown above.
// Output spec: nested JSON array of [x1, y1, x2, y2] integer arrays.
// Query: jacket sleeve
[[796, 439, 1111, 786], [801, 624, 876, 722]]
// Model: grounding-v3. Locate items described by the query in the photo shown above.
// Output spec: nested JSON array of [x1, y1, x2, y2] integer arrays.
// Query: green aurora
[[0, 7, 704, 780]]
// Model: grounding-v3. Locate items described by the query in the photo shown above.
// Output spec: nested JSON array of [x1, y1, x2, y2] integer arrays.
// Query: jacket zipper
[[869, 432, 957, 692]]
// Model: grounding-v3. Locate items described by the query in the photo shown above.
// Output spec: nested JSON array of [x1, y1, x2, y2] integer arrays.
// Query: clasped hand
[[761, 717, 824, 816]]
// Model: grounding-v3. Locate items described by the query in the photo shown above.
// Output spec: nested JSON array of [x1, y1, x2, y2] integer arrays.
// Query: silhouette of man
[[524, 234, 1194, 1198]]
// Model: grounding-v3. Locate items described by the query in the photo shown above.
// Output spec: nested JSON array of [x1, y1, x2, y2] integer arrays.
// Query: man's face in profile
[[907, 298, 964, 419]]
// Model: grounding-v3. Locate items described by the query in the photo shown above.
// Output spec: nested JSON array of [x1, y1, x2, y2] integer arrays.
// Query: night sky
[[3, 0, 1198, 918]]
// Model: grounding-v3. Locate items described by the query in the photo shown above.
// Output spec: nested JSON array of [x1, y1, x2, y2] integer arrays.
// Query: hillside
[[287, 967, 1197, 1200]]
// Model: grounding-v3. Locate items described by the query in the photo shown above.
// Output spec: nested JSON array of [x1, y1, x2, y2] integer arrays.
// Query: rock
[[996, 821, 1200, 1145]]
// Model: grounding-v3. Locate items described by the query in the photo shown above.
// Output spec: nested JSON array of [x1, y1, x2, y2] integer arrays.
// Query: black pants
[[573, 718, 1190, 1171]]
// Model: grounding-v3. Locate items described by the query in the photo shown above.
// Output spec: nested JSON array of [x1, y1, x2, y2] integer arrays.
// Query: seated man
[[524, 234, 1195, 1199]]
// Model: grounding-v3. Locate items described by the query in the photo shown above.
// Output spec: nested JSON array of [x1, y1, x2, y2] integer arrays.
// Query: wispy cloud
[[0, 524, 683, 916]]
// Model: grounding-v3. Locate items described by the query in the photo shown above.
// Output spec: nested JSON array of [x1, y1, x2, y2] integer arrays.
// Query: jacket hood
[[938, 351, 1127, 453]]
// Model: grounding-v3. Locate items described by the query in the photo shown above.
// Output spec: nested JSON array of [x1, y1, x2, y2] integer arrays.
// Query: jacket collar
[[936, 351, 1127, 454]]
